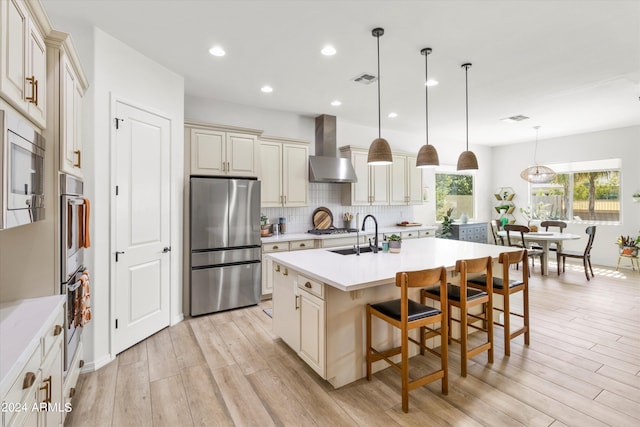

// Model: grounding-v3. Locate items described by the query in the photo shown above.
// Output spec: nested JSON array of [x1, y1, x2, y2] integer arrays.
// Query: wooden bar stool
[[366, 266, 448, 413], [468, 250, 530, 356], [422, 256, 493, 377]]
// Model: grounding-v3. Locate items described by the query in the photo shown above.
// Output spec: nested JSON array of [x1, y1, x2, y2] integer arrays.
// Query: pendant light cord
[[425, 51, 429, 146], [376, 32, 381, 139], [464, 64, 469, 151], [533, 126, 540, 165]]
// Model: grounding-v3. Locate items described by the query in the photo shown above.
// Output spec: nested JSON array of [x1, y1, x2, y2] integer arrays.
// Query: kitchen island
[[267, 238, 519, 388]]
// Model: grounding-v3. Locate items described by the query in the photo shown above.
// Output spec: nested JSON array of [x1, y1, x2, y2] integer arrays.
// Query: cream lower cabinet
[[259, 137, 308, 207], [390, 154, 422, 205], [272, 263, 299, 351], [340, 146, 389, 206], [272, 264, 326, 378], [297, 275, 326, 377], [0, 0, 47, 128], [1, 299, 65, 427], [187, 122, 261, 177]]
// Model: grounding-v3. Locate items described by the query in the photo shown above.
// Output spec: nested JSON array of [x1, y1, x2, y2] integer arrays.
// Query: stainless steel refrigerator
[[190, 177, 261, 316]]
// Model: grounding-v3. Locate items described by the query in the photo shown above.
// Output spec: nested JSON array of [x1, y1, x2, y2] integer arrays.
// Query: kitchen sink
[[329, 246, 382, 255]]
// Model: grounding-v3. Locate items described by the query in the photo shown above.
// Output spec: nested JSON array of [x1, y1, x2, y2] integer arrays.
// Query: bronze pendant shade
[[520, 126, 556, 183], [457, 63, 478, 171], [416, 47, 439, 167], [367, 27, 393, 165]]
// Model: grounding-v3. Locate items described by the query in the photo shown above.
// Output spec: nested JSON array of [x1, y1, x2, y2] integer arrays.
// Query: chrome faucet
[[362, 214, 379, 253]]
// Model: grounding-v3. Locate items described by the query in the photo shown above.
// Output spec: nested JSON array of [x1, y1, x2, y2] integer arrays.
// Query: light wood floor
[[65, 262, 640, 427]]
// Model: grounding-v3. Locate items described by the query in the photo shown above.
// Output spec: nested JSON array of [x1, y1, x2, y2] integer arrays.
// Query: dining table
[[498, 230, 581, 275]]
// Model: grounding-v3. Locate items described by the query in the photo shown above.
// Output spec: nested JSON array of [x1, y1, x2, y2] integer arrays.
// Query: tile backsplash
[[261, 183, 426, 233]]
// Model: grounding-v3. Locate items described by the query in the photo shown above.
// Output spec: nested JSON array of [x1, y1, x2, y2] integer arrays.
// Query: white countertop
[[261, 225, 437, 244], [0, 295, 65, 396], [267, 238, 519, 292]]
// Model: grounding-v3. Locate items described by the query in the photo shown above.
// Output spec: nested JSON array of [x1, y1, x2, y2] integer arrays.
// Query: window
[[529, 159, 621, 224], [435, 172, 474, 221]]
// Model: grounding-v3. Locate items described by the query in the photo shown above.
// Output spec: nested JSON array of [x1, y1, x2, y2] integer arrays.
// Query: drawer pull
[[40, 376, 52, 403], [74, 150, 82, 168], [54, 324, 63, 336], [69, 387, 76, 398], [300, 243, 306, 247], [283, 268, 288, 276], [275, 265, 281, 272], [79, 359, 85, 368], [23, 371, 36, 389], [305, 282, 312, 289], [273, 245, 279, 250]]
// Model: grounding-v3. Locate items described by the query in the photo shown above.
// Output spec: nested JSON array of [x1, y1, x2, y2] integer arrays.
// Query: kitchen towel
[[74, 270, 92, 327]]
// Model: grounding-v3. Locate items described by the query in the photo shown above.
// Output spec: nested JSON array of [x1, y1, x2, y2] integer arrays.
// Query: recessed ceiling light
[[208, 46, 226, 57], [331, 100, 342, 106], [388, 112, 398, 118], [321, 45, 336, 56], [425, 79, 439, 86], [261, 85, 273, 93]]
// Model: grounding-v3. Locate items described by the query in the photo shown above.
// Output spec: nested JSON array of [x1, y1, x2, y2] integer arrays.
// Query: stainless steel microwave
[[1, 109, 45, 230]]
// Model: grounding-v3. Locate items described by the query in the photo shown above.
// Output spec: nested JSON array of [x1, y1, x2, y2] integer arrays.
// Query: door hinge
[[115, 319, 118, 329], [115, 117, 124, 129]]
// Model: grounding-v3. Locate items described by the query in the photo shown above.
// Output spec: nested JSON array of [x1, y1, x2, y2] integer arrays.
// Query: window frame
[[434, 166, 476, 221]]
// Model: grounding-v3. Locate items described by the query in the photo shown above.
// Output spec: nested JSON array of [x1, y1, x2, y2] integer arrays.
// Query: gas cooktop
[[307, 227, 358, 235]]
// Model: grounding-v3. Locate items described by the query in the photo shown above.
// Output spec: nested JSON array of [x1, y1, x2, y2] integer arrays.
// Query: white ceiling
[[41, 0, 640, 146]]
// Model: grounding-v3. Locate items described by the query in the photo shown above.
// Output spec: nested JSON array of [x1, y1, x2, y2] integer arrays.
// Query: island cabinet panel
[[298, 284, 325, 377], [272, 263, 299, 351]]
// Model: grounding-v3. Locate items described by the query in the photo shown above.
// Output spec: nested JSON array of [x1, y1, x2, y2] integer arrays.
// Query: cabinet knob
[[79, 359, 85, 368], [283, 268, 288, 276], [305, 282, 312, 289], [54, 324, 63, 336], [299, 243, 306, 247], [23, 371, 36, 389]]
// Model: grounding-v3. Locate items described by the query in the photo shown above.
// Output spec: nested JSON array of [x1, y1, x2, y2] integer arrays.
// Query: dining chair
[[422, 256, 493, 377], [557, 226, 597, 280], [366, 266, 448, 413], [490, 219, 505, 246], [467, 249, 530, 356], [504, 224, 544, 275]]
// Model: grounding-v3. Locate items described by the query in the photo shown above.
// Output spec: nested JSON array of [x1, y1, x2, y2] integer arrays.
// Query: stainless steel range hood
[[309, 115, 357, 183]]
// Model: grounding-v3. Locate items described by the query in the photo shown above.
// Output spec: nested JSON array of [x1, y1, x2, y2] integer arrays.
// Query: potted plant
[[438, 207, 454, 239], [387, 234, 402, 253], [616, 234, 640, 257]]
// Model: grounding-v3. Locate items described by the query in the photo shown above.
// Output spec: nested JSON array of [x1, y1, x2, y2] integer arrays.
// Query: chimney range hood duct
[[309, 115, 358, 183]]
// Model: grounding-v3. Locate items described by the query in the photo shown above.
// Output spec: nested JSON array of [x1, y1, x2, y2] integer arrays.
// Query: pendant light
[[520, 126, 556, 183], [367, 27, 392, 165], [457, 63, 479, 171], [416, 47, 439, 167]]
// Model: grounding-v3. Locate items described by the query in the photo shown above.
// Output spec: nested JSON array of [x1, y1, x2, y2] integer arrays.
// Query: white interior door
[[113, 101, 171, 355]]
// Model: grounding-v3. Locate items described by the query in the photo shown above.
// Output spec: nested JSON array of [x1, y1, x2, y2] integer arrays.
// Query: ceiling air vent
[[352, 73, 378, 85], [501, 115, 530, 123]]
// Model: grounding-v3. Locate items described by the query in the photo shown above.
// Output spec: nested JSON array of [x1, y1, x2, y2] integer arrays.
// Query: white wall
[[491, 125, 640, 268], [70, 28, 184, 370]]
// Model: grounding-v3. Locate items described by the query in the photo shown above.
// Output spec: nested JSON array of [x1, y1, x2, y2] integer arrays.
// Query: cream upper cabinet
[[187, 122, 261, 177], [47, 31, 88, 178], [259, 136, 308, 207], [340, 146, 389, 206], [0, 0, 46, 128], [390, 154, 423, 205]]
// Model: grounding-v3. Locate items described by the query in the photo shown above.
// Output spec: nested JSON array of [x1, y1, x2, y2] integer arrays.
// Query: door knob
[[162, 246, 171, 253]]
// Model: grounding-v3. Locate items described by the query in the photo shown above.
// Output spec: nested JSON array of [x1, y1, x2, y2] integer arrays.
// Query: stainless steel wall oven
[[60, 173, 85, 373]]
